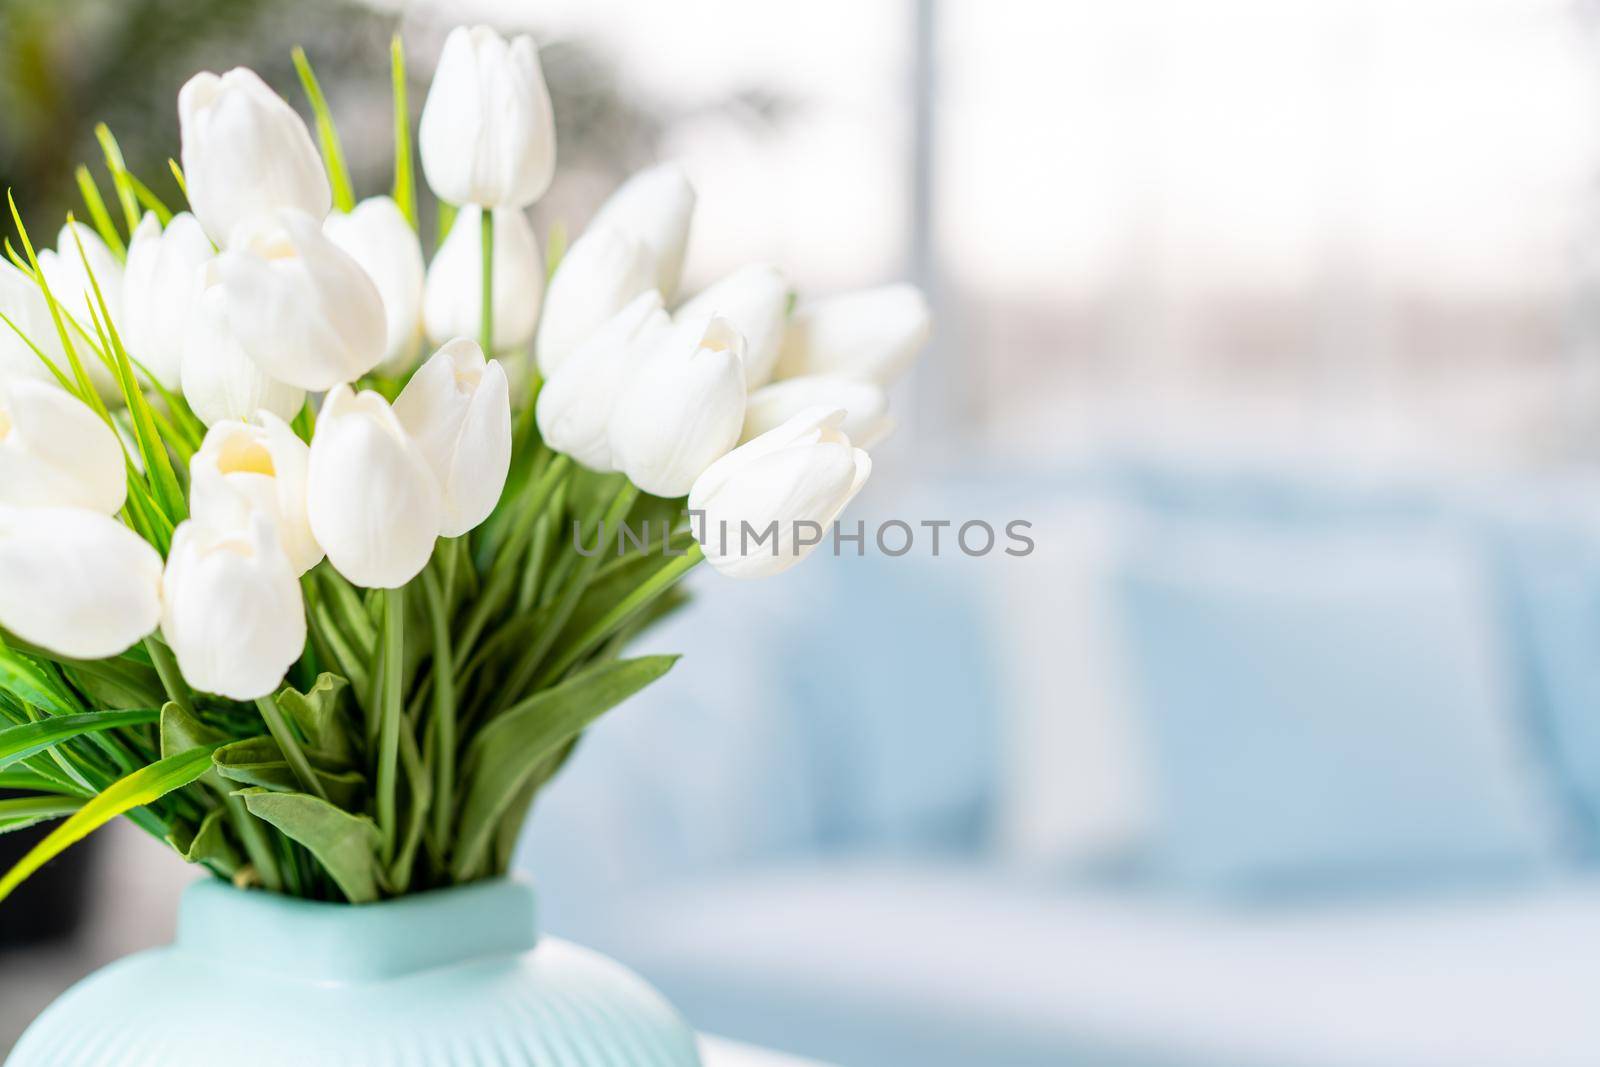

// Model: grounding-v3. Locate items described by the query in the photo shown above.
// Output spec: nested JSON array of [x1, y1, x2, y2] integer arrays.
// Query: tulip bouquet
[[0, 26, 928, 904]]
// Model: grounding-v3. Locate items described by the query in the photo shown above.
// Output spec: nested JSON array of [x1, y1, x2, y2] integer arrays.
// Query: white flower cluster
[[0, 24, 930, 702]]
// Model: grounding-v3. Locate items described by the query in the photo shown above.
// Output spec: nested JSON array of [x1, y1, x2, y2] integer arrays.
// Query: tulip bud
[[189, 413, 322, 575], [587, 163, 696, 301], [324, 196, 426, 376], [689, 408, 872, 579], [209, 209, 387, 392], [179, 67, 332, 246], [676, 264, 790, 389], [0, 261, 68, 388], [534, 225, 654, 377], [0, 505, 163, 658], [122, 212, 212, 390], [307, 384, 442, 588], [0, 379, 126, 514], [161, 515, 306, 701], [744, 375, 894, 449], [608, 316, 746, 498], [181, 287, 306, 427], [775, 284, 931, 386], [419, 26, 556, 209], [423, 206, 543, 353], [537, 291, 670, 471], [37, 223, 123, 401], [392, 339, 512, 537]]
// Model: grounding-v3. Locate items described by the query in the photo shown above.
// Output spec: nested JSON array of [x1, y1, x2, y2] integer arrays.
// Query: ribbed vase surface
[[7, 877, 702, 1067]]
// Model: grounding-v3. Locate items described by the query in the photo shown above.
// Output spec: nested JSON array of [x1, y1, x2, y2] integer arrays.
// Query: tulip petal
[[0, 507, 163, 658], [161, 516, 306, 701], [307, 385, 442, 588]]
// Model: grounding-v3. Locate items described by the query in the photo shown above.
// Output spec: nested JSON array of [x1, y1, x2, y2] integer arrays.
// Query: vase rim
[[176, 876, 539, 983]]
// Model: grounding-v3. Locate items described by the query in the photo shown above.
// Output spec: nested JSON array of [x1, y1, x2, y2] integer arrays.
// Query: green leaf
[[0, 742, 222, 903], [159, 701, 229, 759], [292, 47, 355, 213], [0, 796, 82, 835], [452, 655, 678, 878], [239, 789, 382, 904], [166, 807, 241, 877], [0, 709, 160, 770], [59, 657, 164, 710], [274, 674, 354, 764], [213, 737, 366, 811]]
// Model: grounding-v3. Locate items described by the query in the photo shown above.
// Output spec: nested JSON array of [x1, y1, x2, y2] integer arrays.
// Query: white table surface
[[699, 1035, 832, 1066]]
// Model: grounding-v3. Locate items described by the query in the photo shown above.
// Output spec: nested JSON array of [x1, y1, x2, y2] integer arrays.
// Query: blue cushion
[[1114, 517, 1561, 895]]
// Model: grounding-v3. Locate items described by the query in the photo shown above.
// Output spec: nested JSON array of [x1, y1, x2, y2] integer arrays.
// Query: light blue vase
[[7, 877, 702, 1066]]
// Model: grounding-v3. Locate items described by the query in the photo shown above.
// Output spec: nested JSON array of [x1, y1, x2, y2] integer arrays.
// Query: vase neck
[[176, 878, 538, 982]]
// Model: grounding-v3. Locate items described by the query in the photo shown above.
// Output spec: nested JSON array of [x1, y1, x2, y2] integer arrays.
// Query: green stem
[[420, 569, 457, 856], [376, 586, 405, 863], [536, 543, 704, 688], [254, 697, 327, 802], [458, 454, 572, 654], [479, 208, 495, 354], [144, 637, 193, 716], [224, 793, 282, 892], [502, 482, 639, 703]]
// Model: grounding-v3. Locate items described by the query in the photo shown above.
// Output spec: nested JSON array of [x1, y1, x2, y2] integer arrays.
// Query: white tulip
[[210, 209, 387, 392], [743, 375, 894, 449], [161, 515, 305, 701], [534, 225, 653, 377], [0, 261, 68, 388], [536, 291, 670, 471], [423, 206, 543, 353], [122, 212, 212, 390], [419, 25, 556, 209], [608, 316, 746, 498], [39, 222, 124, 329], [775, 284, 931, 386], [179, 67, 331, 246], [0, 379, 125, 514], [689, 407, 872, 580], [675, 264, 790, 389], [0, 505, 163, 658], [324, 196, 425, 376], [37, 223, 123, 401], [587, 163, 695, 301], [307, 384, 442, 588], [189, 414, 322, 575], [181, 286, 306, 427], [392, 339, 512, 537]]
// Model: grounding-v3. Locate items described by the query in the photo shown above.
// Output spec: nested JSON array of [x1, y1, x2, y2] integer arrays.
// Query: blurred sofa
[[517, 456, 1600, 1067]]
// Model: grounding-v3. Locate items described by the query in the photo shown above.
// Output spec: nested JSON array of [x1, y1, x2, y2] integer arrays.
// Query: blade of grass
[[93, 124, 141, 237], [74, 167, 125, 258], [0, 709, 161, 770], [0, 742, 223, 903], [292, 47, 355, 213], [70, 226, 186, 523], [390, 34, 417, 229], [126, 173, 173, 226], [0, 796, 83, 834], [8, 192, 112, 416]]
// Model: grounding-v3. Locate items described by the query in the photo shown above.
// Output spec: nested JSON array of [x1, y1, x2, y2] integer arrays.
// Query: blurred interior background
[[8, 0, 1600, 1064]]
